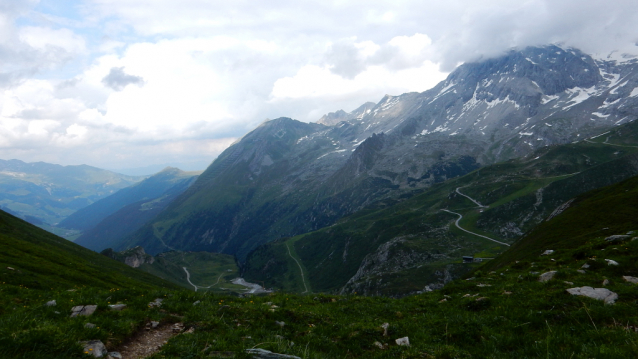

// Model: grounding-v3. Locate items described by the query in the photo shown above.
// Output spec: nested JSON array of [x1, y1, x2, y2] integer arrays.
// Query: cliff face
[[101, 246, 154, 268]]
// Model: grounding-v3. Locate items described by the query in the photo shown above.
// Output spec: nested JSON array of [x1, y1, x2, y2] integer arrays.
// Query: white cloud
[[2, 0, 638, 171]]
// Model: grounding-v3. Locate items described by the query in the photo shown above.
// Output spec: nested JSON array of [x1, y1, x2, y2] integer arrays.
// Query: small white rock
[[395, 337, 410, 346]]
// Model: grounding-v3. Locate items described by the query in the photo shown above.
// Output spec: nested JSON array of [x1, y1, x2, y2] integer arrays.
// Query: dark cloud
[[101, 66, 145, 91]]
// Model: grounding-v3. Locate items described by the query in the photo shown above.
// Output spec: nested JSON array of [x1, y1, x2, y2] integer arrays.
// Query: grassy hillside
[[0, 209, 179, 291], [481, 173, 638, 272]]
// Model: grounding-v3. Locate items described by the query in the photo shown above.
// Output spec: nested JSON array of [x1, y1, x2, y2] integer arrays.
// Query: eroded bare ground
[[115, 322, 184, 359]]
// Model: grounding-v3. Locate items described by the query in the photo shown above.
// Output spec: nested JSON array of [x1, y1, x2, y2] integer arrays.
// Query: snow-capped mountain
[[115, 45, 638, 259]]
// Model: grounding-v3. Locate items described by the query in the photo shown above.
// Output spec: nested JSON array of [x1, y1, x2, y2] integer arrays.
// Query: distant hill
[[59, 167, 200, 232], [0, 209, 178, 291], [0, 159, 142, 226]]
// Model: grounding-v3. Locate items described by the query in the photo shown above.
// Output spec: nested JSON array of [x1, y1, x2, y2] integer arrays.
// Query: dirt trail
[[441, 209, 510, 247], [116, 323, 179, 359]]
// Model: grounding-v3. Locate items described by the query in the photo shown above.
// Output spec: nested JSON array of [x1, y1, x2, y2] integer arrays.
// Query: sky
[[1, 0, 638, 174]]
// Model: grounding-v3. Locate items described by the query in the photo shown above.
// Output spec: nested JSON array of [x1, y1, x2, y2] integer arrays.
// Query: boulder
[[79, 340, 108, 357], [71, 305, 97, 317], [623, 276, 638, 284], [538, 271, 557, 282], [245, 348, 301, 358], [566, 286, 618, 304], [605, 235, 631, 242]]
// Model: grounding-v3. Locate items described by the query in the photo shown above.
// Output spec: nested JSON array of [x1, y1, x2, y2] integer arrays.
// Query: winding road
[[286, 242, 309, 293], [441, 209, 510, 247], [182, 267, 216, 292], [456, 187, 487, 208]]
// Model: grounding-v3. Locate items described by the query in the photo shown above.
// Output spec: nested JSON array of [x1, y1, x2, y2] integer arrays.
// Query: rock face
[[102, 246, 155, 268], [121, 45, 638, 262], [566, 286, 618, 304]]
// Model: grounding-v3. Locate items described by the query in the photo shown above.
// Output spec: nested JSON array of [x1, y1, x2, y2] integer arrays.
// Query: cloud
[[3, 0, 638, 171], [101, 66, 144, 91]]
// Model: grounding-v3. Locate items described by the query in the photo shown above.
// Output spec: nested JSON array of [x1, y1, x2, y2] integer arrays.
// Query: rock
[[7, 267, 14, 270], [564, 281, 573, 285], [107, 352, 122, 359], [45, 300, 56, 307], [245, 348, 301, 358], [148, 298, 163, 308], [476, 297, 489, 301], [423, 285, 434, 292], [581, 263, 590, 269], [108, 304, 126, 311], [373, 341, 387, 349], [605, 235, 631, 242], [71, 305, 97, 317], [151, 321, 160, 329], [438, 298, 447, 303], [602, 279, 609, 286], [172, 323, 185, 333], [184, 327, 195, 334], [541, 250, 554, 256], [85, 323, 96, 329], [577, 270, 586, 274], [465, 277, 475, 281], [476, 284, 492, 287], [605, 259, 619, 266], [539, 271, 557, 282], [193, 300, 201, 305], [395, 337, 410, 346], [623, 276, 638, 284], [566, 286, 618, 304], [381, 322, 389, 336], [275, 321, 285, 328], [79, 340, 108, 357]]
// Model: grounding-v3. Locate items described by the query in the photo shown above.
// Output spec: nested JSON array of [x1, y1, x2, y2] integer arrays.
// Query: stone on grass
[[566, 286, 618, 305], [541, 250, 554, 256], [107, 352, 122, 359], [581, 263, 590, 269], [45, 300, 56, 307], [193, 300, 200, 305], [79, 340, 108, 357], [148, 298, 163, 308], [605, 259, 619, 266], [245, 348, 301, 358], [602, 279, 609, 286], [539, 271, 557, 282], [85, 323, 96, 329], [605, 235, 631, 242], [275, 321, 285, 328], [577, 270, 586, 274], [373, 341, 387, 349], [108, 304, 126, 311], [381, 322, 389, 336], [151, 321, 160, 329], [395, 337, 410, 346], [71, 305, 97, 317], [623, 276, 638, 284]]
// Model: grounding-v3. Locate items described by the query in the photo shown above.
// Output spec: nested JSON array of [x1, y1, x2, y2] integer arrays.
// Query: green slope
[[481, 173, 638, 272], [244, 121, 638, 295], [0, 209, 178, 291]]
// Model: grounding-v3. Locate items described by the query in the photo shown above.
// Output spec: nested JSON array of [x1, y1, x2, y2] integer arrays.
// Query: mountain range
[[111, 45, 638, 264]]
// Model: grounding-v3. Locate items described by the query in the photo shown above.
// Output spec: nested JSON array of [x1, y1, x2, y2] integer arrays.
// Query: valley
[[1, 44, 638, 358]]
